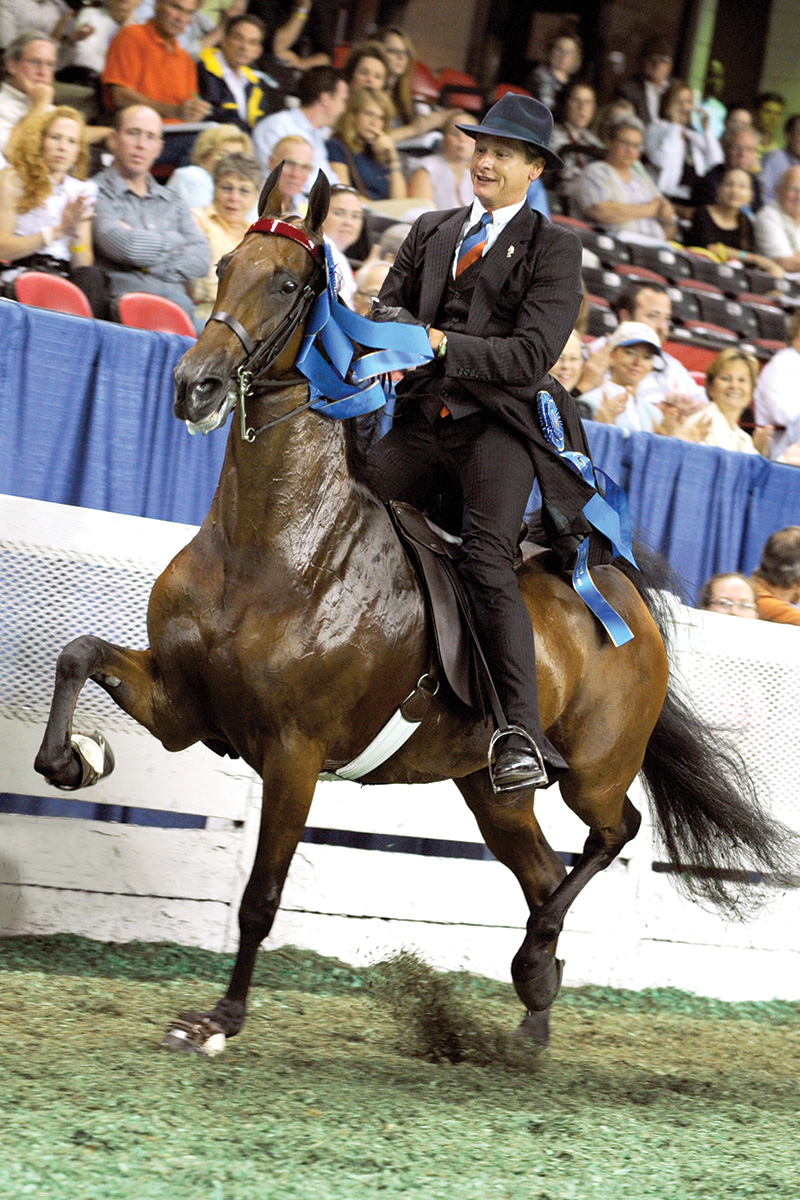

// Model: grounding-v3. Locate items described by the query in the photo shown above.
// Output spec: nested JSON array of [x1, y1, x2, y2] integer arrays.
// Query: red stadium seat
[[437, 68, 484, 113], [332, 43, 350, 69], [409, 59, 440, 102], [14, 271, 92, 318], [492, 83, 533, 102], [551, 214, 593, 231], [118, 292, 196, 336], [662, 339, 718, 374]]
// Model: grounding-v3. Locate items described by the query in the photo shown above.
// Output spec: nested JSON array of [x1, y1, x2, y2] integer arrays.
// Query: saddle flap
[[388, 501, 478, 712]]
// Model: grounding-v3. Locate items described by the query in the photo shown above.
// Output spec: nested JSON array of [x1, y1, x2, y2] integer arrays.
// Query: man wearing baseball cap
[[580, 321, 665, 431], [367, 93, 607, 793]]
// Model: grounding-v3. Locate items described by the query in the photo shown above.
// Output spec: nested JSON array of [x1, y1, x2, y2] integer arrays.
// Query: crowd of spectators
[[2, 7, 800, 469]]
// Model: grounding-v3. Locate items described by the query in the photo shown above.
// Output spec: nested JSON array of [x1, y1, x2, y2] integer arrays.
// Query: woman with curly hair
[[327, 86, 407, 200], [0, 106, 108, 317]]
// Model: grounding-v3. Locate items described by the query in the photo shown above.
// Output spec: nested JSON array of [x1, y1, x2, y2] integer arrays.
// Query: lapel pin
[[507, 245, 515, 257]]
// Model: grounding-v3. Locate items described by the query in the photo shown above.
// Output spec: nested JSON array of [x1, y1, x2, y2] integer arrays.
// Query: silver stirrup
[[53, 731, 115, 791], [487, 725, 546, 795]]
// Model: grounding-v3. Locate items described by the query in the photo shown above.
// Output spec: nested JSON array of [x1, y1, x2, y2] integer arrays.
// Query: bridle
[[208, 217, 325, 442]]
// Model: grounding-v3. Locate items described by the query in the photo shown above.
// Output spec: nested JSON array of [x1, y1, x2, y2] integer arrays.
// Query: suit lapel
[[467, 205, 535, 334], [418, 207, 469, 323]]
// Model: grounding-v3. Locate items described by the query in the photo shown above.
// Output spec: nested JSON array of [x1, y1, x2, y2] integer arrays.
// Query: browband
[[246, 217, 324, 262]]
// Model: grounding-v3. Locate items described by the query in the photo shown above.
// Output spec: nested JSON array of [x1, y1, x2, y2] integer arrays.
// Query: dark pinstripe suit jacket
[[378, 202, 602, 562]]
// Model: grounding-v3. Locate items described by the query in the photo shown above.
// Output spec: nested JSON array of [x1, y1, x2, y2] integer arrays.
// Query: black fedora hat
[[456, 93, 564, 170]]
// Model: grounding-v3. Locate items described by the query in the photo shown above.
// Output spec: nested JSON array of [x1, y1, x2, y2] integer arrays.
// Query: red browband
[[246, 217, 324, 262]]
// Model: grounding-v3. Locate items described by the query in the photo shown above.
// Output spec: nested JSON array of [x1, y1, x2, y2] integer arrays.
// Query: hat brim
[[614, 338, 665, 367], [455, 120, 564, 171]]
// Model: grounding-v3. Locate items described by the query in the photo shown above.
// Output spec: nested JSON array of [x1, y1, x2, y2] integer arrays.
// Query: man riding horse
[[368, 93, 603, 792]]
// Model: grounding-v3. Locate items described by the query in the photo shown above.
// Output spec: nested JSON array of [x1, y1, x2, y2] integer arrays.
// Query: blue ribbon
[[295, 244, 434, 420], [536, 392, 637, 648]]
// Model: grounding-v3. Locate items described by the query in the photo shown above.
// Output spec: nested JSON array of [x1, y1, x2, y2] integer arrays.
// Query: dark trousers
[[369, 407, 567, 773]]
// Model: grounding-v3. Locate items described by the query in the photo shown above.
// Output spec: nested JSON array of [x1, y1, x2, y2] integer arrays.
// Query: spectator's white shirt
[[252, 108, 339, 186], [754, 203, 800, 264], [0, 0, 68, 49], [63, 8, 122, 74], [752, 344, 800, 458], [587, 335, 708, 405], [581, 377, 664, 433]]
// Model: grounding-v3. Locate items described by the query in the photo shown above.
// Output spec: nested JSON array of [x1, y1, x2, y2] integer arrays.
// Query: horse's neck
[[209, 387, 371, 563]]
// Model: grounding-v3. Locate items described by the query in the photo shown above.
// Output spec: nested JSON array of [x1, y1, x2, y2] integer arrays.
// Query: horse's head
[[174, 165, 330, 433]]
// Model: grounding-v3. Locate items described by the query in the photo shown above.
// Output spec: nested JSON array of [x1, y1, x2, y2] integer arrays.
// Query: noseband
[[208, 218, 325, 440]]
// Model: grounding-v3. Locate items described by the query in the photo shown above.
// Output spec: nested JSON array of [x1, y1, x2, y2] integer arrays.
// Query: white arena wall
[[1, 493, 799, 1002]]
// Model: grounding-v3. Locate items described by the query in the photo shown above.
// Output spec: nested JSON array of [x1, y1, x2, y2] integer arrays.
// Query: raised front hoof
[[512, 953, 564, 1012], [37, 731, 115, 791], [513, 1008, 551, 1047], [163, 1014, 227, 1057]]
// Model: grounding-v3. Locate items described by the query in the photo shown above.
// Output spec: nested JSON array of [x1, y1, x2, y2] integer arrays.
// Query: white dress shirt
[[452, 197, 527, 277]]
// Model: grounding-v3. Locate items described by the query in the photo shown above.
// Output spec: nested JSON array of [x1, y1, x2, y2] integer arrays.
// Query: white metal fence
[[1, 494, 798, 1001]]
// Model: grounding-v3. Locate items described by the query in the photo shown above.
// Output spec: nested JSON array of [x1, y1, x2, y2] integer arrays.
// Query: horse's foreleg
[[164, 746, 322, 1055], [34, 635, 179, 789], [455, 769, 567, 1046]]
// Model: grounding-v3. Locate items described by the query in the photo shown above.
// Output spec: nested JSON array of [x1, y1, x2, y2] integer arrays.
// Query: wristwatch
[[436, 335, 448, 359]]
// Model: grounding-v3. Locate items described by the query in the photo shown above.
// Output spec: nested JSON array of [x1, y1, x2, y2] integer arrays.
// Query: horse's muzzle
[[173, 352, 231, 426]]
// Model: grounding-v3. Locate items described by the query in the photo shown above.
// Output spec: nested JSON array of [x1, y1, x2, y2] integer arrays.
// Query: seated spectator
[[525, 31, 582, 111], [0, 32, 111, 153], [754, 92, 785, 159], [0, 106, 109, 317], [267, 134, 313, 212], [327, 87, 407, 201], [322, 182, 364, 307], [131, 0, 225, 60], [661, 348, 761, 454], [0, 33, 59, 152], [698, 572, 759, 619], [406, 109, 476, 208], [594, 97, 635, 145], [341, 41, 390, 93], [197, 14, 283, 132], [190, 150, 260, 323], [352, 257, 390, 315], [761, 114, 800, 205], [101, 0, 212, 124], [58, 0, 139, 93], [372, 220, 409, 263], [548, 81, 605, 197], [616, 36, 673, 127], [248, 0, 333, 77], [166, 123, 254, 209], [377, 25, 447, 143], [252, 64, 347, 184], [644, 79, 723, 211], [751, 527, 800, 625], [724, 107, 753, 135], [686, 168, 784, 276], [550, 330, 585, 395], [569, 114, 677, 242], [754, 166, 800, 273], [93, 104, 211, 327], [578, 282, 707, 408], [579, 321, 665, 432], [752, 309, 800, 460], [690, 124, 763, 212]]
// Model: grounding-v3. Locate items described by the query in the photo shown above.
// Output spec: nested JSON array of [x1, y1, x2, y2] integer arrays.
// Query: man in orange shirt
[[102, 0, 212, 125], [751, 526, 800, 626]]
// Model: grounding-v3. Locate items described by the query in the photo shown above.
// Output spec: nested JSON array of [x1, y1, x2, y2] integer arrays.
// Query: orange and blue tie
[[456, 211, 492, 277]]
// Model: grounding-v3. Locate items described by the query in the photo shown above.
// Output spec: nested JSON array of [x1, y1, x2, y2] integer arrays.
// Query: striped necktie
[[455, 210, 492, 277]]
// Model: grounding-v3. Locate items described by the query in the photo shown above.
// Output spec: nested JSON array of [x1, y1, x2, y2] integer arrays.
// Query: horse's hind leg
[[34, 635, 185, 789], [455, 770, 567, 1046]]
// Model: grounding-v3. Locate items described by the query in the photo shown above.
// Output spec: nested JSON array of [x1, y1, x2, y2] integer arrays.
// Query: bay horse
[[34, 169, 793, 1055]]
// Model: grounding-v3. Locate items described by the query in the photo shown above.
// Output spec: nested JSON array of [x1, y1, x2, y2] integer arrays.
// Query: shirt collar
[[467, 196, 527, 234]]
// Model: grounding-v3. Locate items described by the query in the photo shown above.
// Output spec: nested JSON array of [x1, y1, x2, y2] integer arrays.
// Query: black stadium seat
[[737, 293, 790, 341], [584, 294, 618, 337], [665, 285, 700, 325], [581, 266, 623, 304], [576, 228, 631, 268], [695, 294, 759, 339], [685, 255, 745, 294], [627, 242, 692, 282]]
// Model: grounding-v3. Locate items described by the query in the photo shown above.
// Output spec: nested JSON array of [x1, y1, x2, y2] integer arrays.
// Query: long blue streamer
[[295, 244, 434, 419]]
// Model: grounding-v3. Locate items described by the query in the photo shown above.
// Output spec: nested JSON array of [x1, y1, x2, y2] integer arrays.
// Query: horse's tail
[[616, 544, 800, 916]]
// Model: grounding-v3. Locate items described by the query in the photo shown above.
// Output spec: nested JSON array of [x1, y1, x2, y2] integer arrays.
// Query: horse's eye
[[281, 280, 299, 294]]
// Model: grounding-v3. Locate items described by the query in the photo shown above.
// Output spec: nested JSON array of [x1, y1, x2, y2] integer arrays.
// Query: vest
[[414, 253, 488, 423]]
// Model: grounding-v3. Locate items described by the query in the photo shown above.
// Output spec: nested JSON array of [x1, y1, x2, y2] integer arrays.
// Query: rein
[[208, 217, 325, 442]]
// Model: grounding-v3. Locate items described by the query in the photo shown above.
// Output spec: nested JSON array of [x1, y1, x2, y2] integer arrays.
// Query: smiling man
[[367, 93, 598, 793]]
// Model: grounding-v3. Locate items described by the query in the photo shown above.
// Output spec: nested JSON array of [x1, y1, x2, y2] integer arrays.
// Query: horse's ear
[[302, 171, 331, 238], [258, 162, 284, 218]]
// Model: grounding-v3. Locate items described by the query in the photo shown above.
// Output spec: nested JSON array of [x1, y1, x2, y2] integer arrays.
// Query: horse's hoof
[[512, 954, 564, 1012], [51, 731, 115, 790], [514, 1008, 551, 1046], [163, 1015, 227, 1057]]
